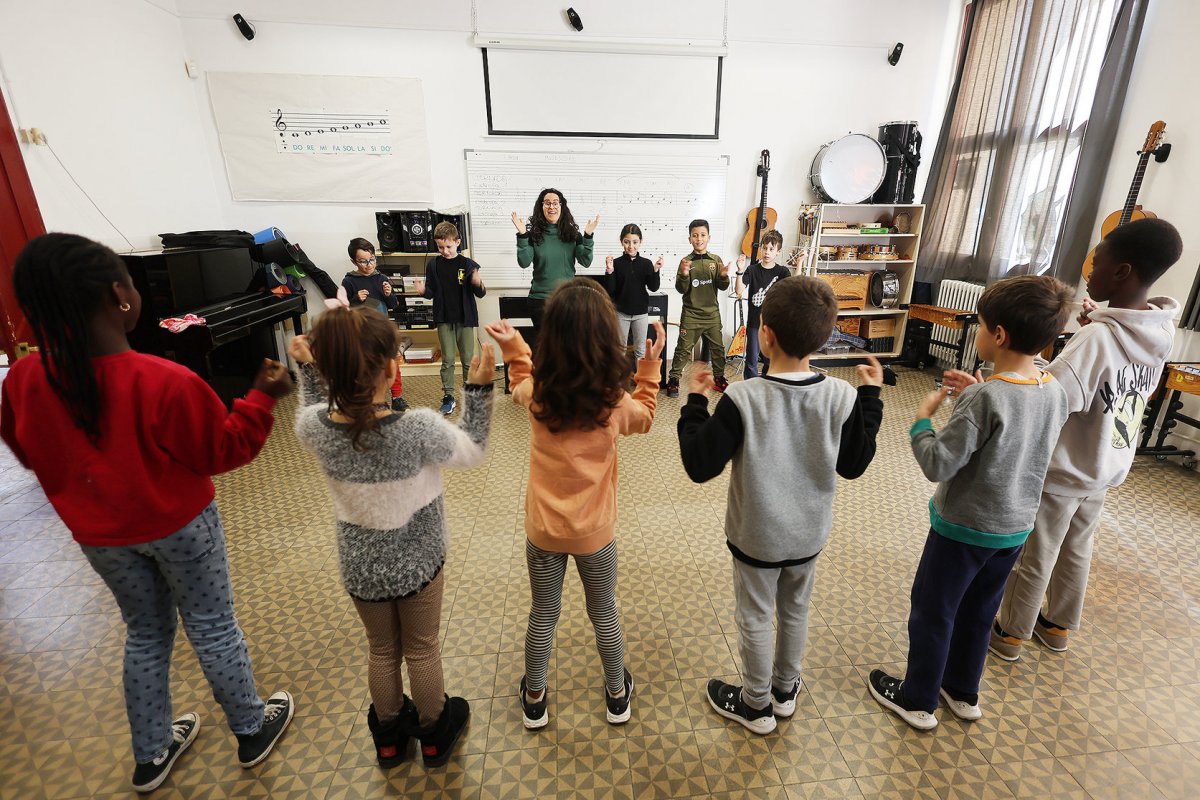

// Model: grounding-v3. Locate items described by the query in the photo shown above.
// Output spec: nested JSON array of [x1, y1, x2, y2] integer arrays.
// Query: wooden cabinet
[[799, 204, 924, 362]]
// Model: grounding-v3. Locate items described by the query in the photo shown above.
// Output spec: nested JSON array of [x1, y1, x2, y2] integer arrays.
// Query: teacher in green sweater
[[512, 188, 599, 330]]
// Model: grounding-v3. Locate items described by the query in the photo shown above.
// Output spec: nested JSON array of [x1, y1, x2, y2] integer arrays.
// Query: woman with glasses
[[512, 189, 600, 330]]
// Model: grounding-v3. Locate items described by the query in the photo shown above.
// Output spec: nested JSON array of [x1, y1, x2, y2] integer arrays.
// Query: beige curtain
[[919, 0, 1122, 286]]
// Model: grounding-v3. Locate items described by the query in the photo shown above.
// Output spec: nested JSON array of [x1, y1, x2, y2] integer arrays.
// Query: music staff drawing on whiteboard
[[272, 109, 393, 155]]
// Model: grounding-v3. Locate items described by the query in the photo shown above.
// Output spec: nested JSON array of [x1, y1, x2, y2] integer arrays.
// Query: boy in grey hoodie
[[869, 276, 1073, 731], [982, 218, 1184, 660]]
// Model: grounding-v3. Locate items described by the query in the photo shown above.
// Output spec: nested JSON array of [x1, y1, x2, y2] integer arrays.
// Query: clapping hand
[[856, 356, 884, 387], [646, 320, 666, 360], [584, 215, 600, 235], [511, 212, 527, 234], [736, 253, 747, 272], [917, 386, 952, 421], [688, 365, 717, 396], [653, 256, 663, 272], [357, 289, 369, 302], [483, 319, 520, 348], [1078, 297, 1098, 327], [941, 368, 982, 395], [605, 255, 615, 274], [382, 280, 392, 296], [252, 358, 294, 398], [288, 335, 314, 365], [467, 343, 495, 385], [679, 257, 692, 276], [718, 261, 730, 278]]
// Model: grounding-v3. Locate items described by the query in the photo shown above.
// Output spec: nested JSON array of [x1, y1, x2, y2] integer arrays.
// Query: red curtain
[[0, 89, 45, 360]]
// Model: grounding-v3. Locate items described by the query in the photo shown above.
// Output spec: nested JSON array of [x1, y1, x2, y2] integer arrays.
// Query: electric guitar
[[1082, 121, 1169, 280]]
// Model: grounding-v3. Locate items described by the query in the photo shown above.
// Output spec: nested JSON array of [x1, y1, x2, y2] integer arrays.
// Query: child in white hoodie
[[944, 218, 1183, 661]]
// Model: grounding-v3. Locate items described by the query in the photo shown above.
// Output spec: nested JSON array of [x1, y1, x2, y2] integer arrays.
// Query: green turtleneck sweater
[[516, 225, 595, 299]]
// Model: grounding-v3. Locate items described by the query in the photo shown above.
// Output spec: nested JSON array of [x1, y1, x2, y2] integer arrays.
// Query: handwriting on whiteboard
[[271, 108, 393, 155]]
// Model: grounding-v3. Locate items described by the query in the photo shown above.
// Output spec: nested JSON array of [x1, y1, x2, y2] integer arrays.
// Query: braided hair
[[12, 233, 131, 443]]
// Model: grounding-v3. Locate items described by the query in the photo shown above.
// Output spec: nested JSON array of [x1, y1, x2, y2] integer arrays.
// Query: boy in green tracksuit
[[667, 219, 730, 397]]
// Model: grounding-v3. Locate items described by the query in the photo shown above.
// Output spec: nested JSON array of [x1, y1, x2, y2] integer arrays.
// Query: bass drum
[[809, 134, 887, 203]]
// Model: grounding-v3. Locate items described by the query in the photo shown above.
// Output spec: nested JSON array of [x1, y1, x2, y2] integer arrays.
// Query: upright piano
[[122, 245, 306, 406]]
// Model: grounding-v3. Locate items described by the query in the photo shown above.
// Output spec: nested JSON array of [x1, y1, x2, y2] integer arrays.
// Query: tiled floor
[[2, 363, 1200, 798]]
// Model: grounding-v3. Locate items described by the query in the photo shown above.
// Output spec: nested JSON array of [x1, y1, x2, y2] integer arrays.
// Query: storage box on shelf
[[376, 251, 472, 376], [802, 204, 924, 362]]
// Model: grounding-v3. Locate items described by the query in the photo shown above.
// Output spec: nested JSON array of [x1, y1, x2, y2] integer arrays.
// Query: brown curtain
[[919, 0, 1141, 287]]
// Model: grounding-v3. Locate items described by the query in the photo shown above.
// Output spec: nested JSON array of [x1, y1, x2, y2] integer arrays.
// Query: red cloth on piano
[[0, 351, 276, 546]]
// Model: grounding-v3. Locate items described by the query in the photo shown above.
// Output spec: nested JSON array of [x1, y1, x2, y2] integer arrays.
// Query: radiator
[[931, 280, 985, 368]]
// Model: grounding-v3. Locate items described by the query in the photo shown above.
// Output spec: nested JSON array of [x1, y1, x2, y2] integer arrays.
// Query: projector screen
[[482, 49, 722, 139]]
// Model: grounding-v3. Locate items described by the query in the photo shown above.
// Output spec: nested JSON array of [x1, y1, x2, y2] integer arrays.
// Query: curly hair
[[309, 305, 400, 450], [531, 278, 629, 432], [528, 188, 582, 246]]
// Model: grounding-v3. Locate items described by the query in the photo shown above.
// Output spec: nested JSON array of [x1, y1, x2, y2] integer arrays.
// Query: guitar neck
[[1120, 152, 1152, 224], [750, 171, 770, 262]]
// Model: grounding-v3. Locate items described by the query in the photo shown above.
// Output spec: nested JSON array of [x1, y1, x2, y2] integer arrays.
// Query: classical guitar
[[740, 150, 777, 262], [1082, 121, 1169, 280]]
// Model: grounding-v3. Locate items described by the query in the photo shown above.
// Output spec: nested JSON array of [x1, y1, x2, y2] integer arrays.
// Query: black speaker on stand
[[376, 211, 401, 253]]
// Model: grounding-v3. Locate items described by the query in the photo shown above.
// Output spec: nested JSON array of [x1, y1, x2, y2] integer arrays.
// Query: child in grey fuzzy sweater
[[290, 306, 494, 769]]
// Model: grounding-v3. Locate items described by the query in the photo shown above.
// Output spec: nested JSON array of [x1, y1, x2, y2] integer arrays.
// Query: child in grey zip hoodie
[[982, 218, 1184, 660]]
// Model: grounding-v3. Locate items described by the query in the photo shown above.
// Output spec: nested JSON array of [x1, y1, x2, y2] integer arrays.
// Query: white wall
[[1083, 0, 1200, 452], [1, 0, 961, 332], [0, 0, 223, 248]]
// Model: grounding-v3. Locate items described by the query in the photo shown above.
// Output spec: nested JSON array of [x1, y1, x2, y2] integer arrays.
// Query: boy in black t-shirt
[[734, 230, 792, 379], [416, 222, 486, 415]]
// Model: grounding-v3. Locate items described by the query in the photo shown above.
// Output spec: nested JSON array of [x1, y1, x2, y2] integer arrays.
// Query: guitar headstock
[[758, 149, 770, 175], [1141, 121, 1166, 155]]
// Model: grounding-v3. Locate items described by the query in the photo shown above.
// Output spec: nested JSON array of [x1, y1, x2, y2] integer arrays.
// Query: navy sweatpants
[[902, 529, 1022, 712]]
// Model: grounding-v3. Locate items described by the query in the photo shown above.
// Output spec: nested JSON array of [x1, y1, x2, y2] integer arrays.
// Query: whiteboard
[[465, 150, 729, 289], [483, 50, 721, 138]]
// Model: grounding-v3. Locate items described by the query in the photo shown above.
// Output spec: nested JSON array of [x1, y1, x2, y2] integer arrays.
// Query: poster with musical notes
[[271, 109, 393, 155], [207, 72, 432, 202]]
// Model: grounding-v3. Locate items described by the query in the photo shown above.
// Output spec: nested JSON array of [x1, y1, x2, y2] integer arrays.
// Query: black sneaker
[[705, 678, 776, 734], [771, 679, 802, 718], [666, 378, 680, 398], [237, 691, 295, 768], [867, 670, 937, 731], [131, 713, 200, 793], [391, 396, 409, 412], [519, 675, 549, 730], [419, 695, 470, 767], [605, 669, 634, 724]]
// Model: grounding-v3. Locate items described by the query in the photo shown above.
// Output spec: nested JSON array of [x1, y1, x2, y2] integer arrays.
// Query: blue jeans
[[82, 502, 265, 762], [743, 324, 769, 379]]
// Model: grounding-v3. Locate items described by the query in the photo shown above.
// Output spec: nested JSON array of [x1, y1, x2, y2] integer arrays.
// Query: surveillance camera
[[888, 42, 904, 66], [566, 8, 583, 31]]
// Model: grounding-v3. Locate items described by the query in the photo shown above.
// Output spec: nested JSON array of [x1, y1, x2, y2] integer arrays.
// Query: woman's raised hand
[[584, 215, 601, 235], [511, 212, 526, 234]]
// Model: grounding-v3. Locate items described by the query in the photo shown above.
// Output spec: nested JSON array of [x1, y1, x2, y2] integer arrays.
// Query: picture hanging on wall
[[206, 72, 433, 203]]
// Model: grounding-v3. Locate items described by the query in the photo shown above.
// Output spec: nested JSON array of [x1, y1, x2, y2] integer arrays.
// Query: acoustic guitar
[[740, 150, 777, 261], [1082, 121, 1170, 280]]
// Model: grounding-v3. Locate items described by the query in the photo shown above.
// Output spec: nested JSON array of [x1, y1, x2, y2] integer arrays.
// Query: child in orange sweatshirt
[[484, 277, 664, 729]]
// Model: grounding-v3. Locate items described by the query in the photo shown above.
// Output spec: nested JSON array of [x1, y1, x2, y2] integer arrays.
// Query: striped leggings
[[524, 539, 625, 695]]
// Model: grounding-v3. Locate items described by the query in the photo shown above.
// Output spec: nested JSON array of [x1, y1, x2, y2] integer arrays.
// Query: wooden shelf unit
[[801, 204, 925, 361], [376, 250, 473, 377]]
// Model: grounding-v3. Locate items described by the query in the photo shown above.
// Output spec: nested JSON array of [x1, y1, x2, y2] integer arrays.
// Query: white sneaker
[[939, 688, 982, 721]]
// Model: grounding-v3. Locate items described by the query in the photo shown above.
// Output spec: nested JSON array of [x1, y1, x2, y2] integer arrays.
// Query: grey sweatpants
[[998, 489, 1107, 638], [731, 555, 819, 710]]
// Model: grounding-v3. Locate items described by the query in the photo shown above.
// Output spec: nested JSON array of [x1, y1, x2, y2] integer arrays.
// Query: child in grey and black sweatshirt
[[289, 306, 494, 769], [867, 276, 1072, 732], [678, 276, 884, 735]]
